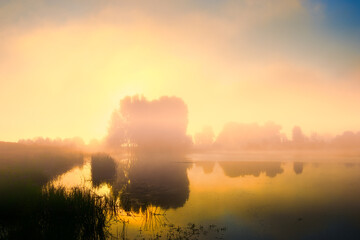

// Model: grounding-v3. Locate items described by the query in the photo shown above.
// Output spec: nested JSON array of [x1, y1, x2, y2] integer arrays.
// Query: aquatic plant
[[131, 222, 226, 240]]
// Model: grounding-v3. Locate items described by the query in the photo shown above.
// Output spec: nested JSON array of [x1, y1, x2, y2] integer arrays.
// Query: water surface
[[52, 153, 360, 240]]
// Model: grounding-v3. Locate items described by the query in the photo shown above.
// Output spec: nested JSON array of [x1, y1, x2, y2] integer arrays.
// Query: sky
[[1, 0, 360, 143]]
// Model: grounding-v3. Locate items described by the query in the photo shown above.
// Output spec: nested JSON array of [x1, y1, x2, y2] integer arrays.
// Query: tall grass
[[0, 183, 116, 240], [40, 185, 112, 240]]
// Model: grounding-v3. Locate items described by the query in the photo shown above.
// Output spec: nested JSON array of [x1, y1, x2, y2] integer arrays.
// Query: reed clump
[[0, 183, 115, 240]]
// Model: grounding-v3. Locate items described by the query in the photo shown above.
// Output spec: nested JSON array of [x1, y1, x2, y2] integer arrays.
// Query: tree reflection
[[91, 153, 117, 187], [90, 152, 191, 212], [293, 162, 304, 175], [119, 155, 190, 212], [196, 161, 215, 174], [219, 161, 284, 178]]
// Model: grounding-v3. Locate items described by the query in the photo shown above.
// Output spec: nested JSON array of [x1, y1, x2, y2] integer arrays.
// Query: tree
[[105, 95, 191, 151], [194, 126, 215, 148], [214, 121, 283, 150], [292, 126, 306, 143]]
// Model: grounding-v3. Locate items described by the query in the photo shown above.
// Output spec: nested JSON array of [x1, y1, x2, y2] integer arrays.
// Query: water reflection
[[185, 161, 360, 240], [90, 153, 191, 212], [293, 162, 304, 174], [2, 143, 360, 240], [91, 153, 117, 187], [0, 143, 112, 239], [344, 162, 356, 168], [219, 161, 284, 178], [195, 161, 215, 174]]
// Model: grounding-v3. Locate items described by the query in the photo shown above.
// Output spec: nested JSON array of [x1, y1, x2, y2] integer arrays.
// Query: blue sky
[[312, 0, 360, 37]]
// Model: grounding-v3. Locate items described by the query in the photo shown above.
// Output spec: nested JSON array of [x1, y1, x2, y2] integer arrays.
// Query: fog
[[1, 94, 360, 239], [8, 94, 360, 154], [1, 0, 360, 238], [0, 141, 83, 182], [102, 95, 360, 153], [105, 95, 191, 152]]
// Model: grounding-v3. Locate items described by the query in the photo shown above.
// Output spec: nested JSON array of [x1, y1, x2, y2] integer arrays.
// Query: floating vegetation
[[104, 203, 226, 240], [132, 222, 226, 240]]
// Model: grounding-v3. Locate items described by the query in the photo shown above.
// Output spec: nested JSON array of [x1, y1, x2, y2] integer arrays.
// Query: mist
[[1, 0, 360, 239], [9, 94, 360, 154]]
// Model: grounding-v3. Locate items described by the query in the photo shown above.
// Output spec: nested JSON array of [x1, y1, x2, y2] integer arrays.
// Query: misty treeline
[[0, 141, 83, 182], [16, 95, 360, 152], [18, 136, 85, 148], [196, 123, 360, 151]]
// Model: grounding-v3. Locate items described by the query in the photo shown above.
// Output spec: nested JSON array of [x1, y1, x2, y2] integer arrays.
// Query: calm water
[[51, 152, 360, 240]]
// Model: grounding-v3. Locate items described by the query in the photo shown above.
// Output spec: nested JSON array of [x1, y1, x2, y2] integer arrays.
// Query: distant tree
[[106, 111, 127, 148], [332, 131, 360, 148], [105, 95, 191, 151], [292, 126, 307, 143], [194, 126, 215, 148], [17, 137, 85, 149], [214, 121, 283, 150]]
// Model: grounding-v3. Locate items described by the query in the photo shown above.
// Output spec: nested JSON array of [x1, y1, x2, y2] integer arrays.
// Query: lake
[[47, 151, 360, 240]]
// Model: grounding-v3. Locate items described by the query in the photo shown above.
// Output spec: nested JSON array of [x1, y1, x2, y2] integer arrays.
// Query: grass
[[40, 185, 112, 240], [0, 144, 115, 240], [0, 183, 116, 240]]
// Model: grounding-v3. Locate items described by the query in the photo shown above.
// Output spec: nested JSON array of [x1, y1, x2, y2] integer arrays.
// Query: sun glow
[[1, 1, 360, 143]]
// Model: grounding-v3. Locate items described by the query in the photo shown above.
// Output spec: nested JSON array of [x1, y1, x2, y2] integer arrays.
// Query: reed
[[0, 182, 115, 240]]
